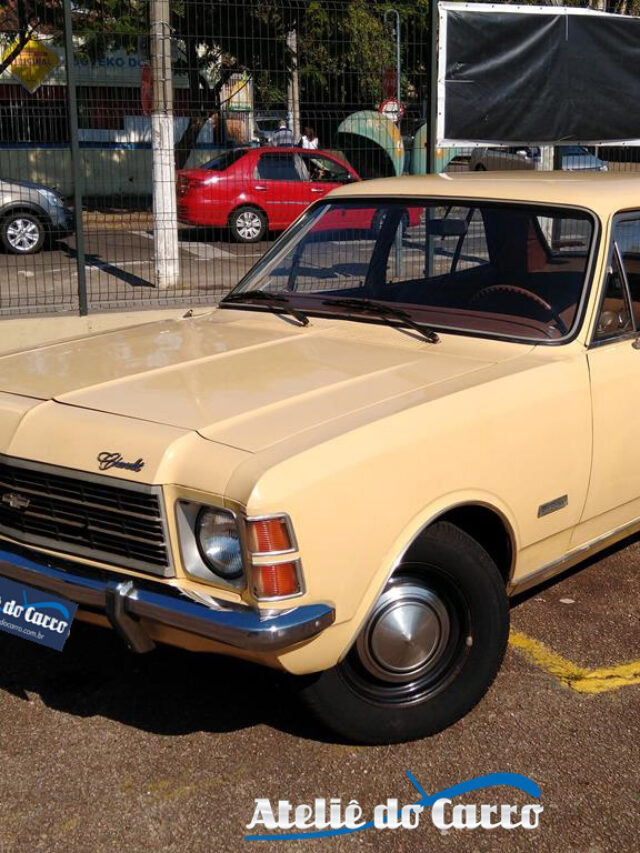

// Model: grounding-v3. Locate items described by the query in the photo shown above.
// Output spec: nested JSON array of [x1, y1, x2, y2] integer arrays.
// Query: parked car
[[0, 177, 73, 254], [469, 145, 608, 172], [252, 111, 289, 146], [1, 171, 637, 744], [177, 147, 359, 242]]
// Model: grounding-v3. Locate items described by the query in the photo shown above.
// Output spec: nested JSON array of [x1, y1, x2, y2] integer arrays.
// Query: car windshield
[[201, 149, 246, 171], [228, 200, 595, 342], [561, 146, 590, 156]]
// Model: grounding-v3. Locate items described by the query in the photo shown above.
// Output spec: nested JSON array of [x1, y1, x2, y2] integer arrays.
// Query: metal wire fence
[[0, 0, 639, 317]]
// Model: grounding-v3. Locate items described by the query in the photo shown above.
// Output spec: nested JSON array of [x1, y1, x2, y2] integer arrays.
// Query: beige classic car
[[0, 171, 637, 743]]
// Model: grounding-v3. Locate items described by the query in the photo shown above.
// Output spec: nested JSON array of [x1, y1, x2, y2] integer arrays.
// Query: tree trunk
[[175, 115, 207, 170], [174, 58, 236, 171], [0, 0, 35, 76]]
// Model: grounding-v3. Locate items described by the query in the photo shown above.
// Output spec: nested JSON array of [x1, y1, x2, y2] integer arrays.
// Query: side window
[[595, 248, 633, 341], [256, 153, 301, 181], [303, 154, 351, 183], [613, 218, 640, 327]]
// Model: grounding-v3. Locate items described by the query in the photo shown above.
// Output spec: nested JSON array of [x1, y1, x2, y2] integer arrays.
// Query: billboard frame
[[436, 2, 640, 149]]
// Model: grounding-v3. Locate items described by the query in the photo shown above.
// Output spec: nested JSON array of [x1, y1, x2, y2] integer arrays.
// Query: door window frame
[[254, 152, 306, 182], [590, 211, 640, 348]]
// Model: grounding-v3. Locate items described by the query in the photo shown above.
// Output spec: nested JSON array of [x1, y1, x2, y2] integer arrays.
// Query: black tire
[[229, 206, 267, 243], [474, 164, 487, 172], [299, 521, 509, 744], [1, 211, 46, 255]]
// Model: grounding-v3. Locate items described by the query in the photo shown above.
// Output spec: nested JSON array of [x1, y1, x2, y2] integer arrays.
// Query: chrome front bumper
[[0, 547, 335, 654]]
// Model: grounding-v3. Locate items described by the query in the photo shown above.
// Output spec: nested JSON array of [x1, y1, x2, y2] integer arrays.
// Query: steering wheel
[[469, 284, 568, 335]]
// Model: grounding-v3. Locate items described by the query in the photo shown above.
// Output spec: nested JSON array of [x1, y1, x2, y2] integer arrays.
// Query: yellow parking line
[[509, 631, 640, 694]]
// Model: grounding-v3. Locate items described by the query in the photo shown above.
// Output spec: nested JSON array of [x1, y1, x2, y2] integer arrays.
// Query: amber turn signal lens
[[252, 562, 301, 598], [248, 517, 292, 554]]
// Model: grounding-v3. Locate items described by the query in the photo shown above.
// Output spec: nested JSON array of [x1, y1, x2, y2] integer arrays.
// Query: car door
[[572, 214, 640, 545], [251, 152, 309, 228], [300, 153, 352, 203]]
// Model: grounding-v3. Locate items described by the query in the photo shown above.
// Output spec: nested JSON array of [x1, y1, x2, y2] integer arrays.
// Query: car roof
[[328, 171, 640, 216]]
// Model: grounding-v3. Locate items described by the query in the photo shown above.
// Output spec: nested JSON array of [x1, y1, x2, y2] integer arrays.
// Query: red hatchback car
[[177, 147, 360, 243]]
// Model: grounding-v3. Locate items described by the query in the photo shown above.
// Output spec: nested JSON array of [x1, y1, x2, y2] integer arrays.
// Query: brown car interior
[[310, 206, 590, 340]]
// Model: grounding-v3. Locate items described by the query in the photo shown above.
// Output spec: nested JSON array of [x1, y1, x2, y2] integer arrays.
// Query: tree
[[3, 0, 640, 170], [170, 1, 299, 168], [0, 2, 143, 76]]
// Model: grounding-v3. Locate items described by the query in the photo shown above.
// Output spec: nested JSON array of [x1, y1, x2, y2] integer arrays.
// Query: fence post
[[62, 0, 88, 316]]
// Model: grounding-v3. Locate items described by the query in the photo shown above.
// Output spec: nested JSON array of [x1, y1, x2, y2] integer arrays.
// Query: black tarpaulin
[[443, 9, 640, 143]]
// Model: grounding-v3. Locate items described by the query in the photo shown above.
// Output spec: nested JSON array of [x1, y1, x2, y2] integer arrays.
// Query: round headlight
[[196, 508, 243, 579]]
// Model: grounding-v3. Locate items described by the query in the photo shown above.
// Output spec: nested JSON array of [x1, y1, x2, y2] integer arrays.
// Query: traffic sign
[[2, 38, 60, 94], [378, 98, 404, 124]]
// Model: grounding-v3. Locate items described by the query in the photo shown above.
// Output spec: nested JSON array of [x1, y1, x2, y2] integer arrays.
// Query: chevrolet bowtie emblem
[[1, 492, 31, 510]]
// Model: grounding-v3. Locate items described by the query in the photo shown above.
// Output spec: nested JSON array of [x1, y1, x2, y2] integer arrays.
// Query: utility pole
[[287, 29, 300, 141], [150, 0, 179, 289]]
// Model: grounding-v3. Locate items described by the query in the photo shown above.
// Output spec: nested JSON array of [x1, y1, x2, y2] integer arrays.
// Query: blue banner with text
[[0, 576, 77, 651]]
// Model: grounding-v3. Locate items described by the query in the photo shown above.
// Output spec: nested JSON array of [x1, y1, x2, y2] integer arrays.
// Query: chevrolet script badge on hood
[[97, 452, 145, 473]]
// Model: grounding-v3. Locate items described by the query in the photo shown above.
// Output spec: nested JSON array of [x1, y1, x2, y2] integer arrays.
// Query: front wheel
[[229, 206, 267, 243], [299, 522, 509, 744], [1, 212, 46, 254]]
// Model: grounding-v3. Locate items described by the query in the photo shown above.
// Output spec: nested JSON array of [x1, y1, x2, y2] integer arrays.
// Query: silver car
[[0, 177, 73, 254], [469, 145, 608, 172]]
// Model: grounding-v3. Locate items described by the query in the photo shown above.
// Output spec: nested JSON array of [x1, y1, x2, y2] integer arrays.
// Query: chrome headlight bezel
[[195, 506, 243, 580], [175, 500, 247, 589]]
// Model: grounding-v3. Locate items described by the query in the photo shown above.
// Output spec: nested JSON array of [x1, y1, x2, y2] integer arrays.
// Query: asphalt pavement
[[0, 223, 268, 315], [0, 534, 637, 852]]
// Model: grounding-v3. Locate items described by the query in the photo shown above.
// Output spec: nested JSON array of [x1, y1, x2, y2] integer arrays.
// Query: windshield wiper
[[221, 291, 309, 326], [322, 297, 439, 343]]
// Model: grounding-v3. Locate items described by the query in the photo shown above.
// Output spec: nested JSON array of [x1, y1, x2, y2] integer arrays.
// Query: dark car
[[0, 177, 73, 254]]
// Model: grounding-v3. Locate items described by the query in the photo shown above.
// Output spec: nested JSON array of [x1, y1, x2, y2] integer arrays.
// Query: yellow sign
[[2, 38, 60, 94], [226, 72, 252, 112]]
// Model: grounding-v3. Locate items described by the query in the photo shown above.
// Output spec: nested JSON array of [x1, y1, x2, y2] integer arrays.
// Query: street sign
[[2, 37, 60, 94], [378, 98, 404, 124]]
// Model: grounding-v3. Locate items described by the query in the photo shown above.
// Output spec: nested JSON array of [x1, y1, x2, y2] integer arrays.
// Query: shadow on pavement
[[61, 244, 154, 289], [0, 621, 332, 742]]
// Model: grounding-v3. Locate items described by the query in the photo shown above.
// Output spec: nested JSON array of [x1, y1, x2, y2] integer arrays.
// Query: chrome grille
[[0, 456, 172, 576]]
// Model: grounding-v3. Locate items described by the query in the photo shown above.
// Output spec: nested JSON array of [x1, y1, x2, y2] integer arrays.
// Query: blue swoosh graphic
[[245, 771, 541, 841], [22, 592, 70, 620]]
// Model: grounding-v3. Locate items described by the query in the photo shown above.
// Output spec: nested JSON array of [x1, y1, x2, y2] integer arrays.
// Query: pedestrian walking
[[299, 127, 319, 149], [271, 120, 295, 147]]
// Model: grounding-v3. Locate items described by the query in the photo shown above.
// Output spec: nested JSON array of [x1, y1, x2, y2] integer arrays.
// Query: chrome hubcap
[[6, 217, 40, 251], [236, 211, 262, 240], [357, 582, 450, 684]]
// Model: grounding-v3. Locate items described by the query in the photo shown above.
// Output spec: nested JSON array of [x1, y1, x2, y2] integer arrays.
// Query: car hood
[[0, 309, 532, 453], [1, 178, 53, 193], [561, 154, 605, 171]]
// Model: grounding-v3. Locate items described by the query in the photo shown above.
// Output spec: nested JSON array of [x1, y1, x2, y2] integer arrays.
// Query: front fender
[[273, 490, 519, 676]]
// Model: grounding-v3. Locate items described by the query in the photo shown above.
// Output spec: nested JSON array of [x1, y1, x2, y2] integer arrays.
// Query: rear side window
[[614, 218, 640, 328], [202, 149, 246, 171], [257, 153, 301, 181], [595, 249, 633, 341]]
